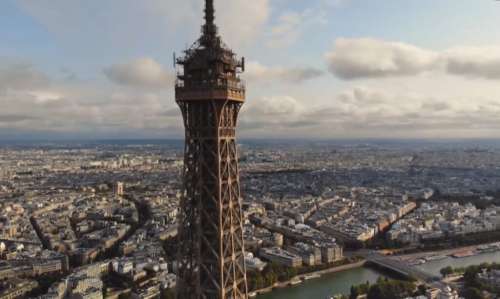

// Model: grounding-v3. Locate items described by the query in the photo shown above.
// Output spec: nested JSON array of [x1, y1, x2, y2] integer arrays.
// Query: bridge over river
[[364, 251, 441, 283]]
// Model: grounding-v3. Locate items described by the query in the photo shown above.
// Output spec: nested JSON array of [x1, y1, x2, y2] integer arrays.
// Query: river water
[[257, 250, 500, 299], [256, 267, 384, 299], [418, 250, 500, 276]]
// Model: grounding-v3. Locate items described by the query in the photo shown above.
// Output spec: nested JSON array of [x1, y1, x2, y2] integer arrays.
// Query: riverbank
[[255, 265, 386, 299], [418, 249, 500, 277], [395, 242, 500, 264], [250, 260, 366, 297]]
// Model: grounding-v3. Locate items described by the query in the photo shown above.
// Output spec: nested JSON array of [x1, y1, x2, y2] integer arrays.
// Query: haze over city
[[2, 0, 500, 140]]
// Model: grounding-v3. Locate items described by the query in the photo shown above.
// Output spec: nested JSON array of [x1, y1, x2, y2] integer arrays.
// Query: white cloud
[[245, 61, 323, 84], [266, 11, 305, 48], [326, 38, 439, 79], [104, 58, 174, 89], [265, 5, 328, 48], [0, 63, 50, 92], [235, 82, 500, 139], [326, 38, 500, 81], [243, 95, 304, 116], [239, 95, 315, 132], [215, 0, 270, 48], [2, 62, 500, 139], [0, 60, 182, 138], [444, 46, 500, 79]]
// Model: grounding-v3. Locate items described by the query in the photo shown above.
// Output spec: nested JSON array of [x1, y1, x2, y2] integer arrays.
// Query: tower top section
[[202, 0, 217, 44], [175, 0, 246, 103]]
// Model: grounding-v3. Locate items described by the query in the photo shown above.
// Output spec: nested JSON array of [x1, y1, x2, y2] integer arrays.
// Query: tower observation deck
[[174, 0, 248, 298]]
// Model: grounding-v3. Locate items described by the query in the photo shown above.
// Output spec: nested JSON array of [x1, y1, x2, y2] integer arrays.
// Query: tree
[[286, 267, 297, 280], [264, 271, 278, 286], [364, 278, 415, 299], [254, 274, 265, 290], [367, 285, 383, 299], [350, 281, 371, 298], [441, 266, 454, 277], [350, 286, 359, 299], [464, 267, 481, 288], [463, 287, 484, 299], [414, 284, 427, 296], [161, 289, 175, 299]]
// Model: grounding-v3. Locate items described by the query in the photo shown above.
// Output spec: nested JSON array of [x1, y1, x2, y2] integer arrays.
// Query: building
[[259, 247, 302, 268], [115, 182, 124, 197], [174, 0, 248, 298], [320, 244, 344, 264], [32, 260, 64, 276], [478, 269, 500, 288], [287, 243, 322, 266], [245, 253, 267, 272], [437, 286, 459, 299], [0, 279, 38, 299]]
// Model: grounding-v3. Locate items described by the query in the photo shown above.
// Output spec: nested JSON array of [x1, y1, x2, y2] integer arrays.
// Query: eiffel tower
[[174, 0, 248, 298]]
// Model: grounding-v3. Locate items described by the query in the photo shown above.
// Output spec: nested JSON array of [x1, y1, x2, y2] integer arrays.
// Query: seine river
[[257, 250, 500, 299], [418, 250, 500, 276], [256, 267, 384, 299]]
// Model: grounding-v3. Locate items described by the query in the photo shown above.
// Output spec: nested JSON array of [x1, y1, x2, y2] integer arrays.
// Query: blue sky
[[1, 0, 500, 139]]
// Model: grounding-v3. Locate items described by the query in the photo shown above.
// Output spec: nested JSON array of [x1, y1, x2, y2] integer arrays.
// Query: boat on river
[[452, 250, 476, 258], [425, 255, 448, 261], [289, 278, 302, 286], [303, 273, 321, 281]]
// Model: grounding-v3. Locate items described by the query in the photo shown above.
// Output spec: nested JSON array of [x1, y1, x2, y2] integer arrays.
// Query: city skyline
[[2, 0, 500, 140]]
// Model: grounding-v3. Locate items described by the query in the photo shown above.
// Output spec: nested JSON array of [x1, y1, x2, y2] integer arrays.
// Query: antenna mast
[[202, 0, 218, 45]]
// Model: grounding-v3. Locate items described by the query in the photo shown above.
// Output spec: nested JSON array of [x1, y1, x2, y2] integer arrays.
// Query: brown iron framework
[[174, 0, 248, 298]]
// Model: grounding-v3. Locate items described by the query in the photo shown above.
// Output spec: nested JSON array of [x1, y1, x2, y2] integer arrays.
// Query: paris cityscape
[[2, 0, 500, 298], [1, 140, 500, 298]]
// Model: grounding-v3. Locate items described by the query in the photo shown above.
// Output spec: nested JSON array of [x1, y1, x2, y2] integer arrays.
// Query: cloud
[[104, 58, 174, 89], [245, 61, 323, 84], [0, 62, 50, 92], [2, 62, 500, 139], [326, 38, 438, 80], [265, 5, 329, 48], [239, 95, 313, 132], [266, 11, 306, 48], [444, 47, 500, 79], [421, 101, 451, 112], [236, 84, 500, 139], [244, 95, 304, 116], [215, 0, 270, 47], [326, 38, 500, 81], [0, 59, 182, 138], [0, 114, 38, 123], [0, 86, 183, 138]]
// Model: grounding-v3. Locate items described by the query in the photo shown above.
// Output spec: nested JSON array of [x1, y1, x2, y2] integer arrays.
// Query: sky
[[1, 0, 500, 140]]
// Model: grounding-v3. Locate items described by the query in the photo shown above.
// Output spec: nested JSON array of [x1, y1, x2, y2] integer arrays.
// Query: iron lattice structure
[[174, 0, 248, 298]]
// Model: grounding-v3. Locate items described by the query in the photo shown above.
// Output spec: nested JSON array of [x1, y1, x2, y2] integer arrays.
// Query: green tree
[[350, 286, 359, 299], [161, 289, 175, 299], [367, 285, 383, 299], [463, 287, 484, 299], [264, 271, 278, 286], [464, 267, 481, 288], [415, 284, 427, 296], [365, 278, 415, 299], [254, 274, 265, 290], [286, 267, 297, 280], [441, 266, 454, 277]]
